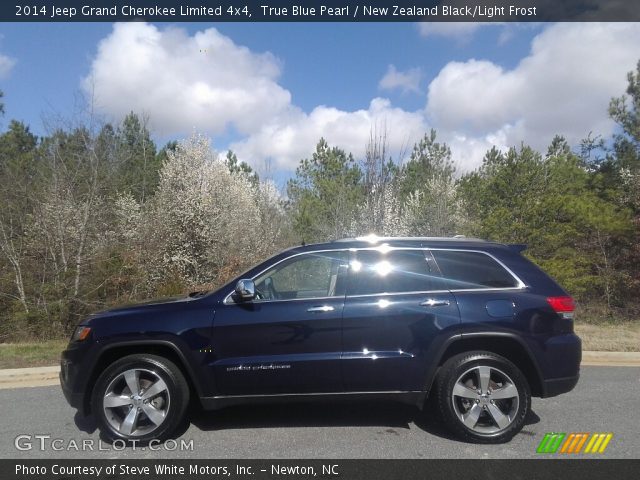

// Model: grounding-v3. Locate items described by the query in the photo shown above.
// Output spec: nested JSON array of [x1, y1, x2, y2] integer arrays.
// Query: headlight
[[71, 326, 92, 342]]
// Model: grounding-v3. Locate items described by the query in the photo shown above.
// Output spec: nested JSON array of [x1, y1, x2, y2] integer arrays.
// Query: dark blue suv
[[60, 236, 581, 443]]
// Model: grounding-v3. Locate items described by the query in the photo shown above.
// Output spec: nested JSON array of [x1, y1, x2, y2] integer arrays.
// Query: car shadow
[[74, 411, 98, 434], [190, 401, 542, 443], [191, 401, 416, 431], [75, 401, 542, 444]]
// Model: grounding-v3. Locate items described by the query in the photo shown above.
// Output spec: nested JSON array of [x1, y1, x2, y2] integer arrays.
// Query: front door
[[211, 250, 348, 395]]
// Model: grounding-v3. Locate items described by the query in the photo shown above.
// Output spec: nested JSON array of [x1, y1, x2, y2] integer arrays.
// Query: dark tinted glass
[[431, 250, 519, 289], [348, 249, 445, 295]]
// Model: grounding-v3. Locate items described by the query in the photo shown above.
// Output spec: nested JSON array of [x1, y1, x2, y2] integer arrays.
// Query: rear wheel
[[435, 351, 530, 443], [92, 354, 189, 443]]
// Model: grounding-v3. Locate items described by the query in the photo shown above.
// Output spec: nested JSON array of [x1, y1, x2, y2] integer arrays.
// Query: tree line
[[1, 61, 639, 341]]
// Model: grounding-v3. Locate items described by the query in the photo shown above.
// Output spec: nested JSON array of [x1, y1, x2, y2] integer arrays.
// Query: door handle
[[420, 299, 451, 307], [307, 306, 335, 313]]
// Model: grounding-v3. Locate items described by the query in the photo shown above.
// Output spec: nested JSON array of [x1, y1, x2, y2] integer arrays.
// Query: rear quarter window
[[431, 250, 520, 290]]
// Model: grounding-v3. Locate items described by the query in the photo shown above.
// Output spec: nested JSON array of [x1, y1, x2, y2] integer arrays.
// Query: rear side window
[[347, 249, 445, 296], [431, 250, 520, 290]]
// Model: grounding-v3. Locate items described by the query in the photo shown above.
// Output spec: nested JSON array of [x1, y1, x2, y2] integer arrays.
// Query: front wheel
[[435, 351, 531, 443], [92, 354, 190, 443]]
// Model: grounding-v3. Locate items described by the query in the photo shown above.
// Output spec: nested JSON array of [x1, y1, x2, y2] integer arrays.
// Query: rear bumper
[[541, 374, 580, 398], [537, 332, 581, 398]]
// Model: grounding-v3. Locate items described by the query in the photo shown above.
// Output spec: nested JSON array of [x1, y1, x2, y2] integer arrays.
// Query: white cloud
[[417, 22, 484, 39], [379, 65, 422, 94], [0, 52, 16, 78], [230, 98, 428, 170], [85, 23, 426, 170], [426, 23, 640, 167], [416, 22, 507, 42], [85, 22, 640, 174], [83, 23, 290, 136]]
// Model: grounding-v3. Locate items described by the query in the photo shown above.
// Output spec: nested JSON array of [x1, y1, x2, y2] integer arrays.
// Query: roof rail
[[334, 235, 488, 243]]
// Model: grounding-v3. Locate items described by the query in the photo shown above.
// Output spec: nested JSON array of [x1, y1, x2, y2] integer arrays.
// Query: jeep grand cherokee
[[60, 236, 581, 443]]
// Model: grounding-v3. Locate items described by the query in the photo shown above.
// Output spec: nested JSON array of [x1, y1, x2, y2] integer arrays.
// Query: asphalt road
[[0, 366, 638, 459]]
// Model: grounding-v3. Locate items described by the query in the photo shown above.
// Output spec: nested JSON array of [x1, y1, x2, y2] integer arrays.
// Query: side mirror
[[234, 279, 256, 301]]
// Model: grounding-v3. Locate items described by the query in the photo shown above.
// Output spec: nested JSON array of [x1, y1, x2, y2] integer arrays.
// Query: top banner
[[5, 0, 640, 22]]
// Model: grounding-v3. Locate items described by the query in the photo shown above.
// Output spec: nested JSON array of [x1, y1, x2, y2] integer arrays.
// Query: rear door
[[341, 248, 461, 392]]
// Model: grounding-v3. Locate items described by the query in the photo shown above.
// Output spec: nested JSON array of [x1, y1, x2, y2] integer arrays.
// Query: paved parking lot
[[1, 366, 638, 459]]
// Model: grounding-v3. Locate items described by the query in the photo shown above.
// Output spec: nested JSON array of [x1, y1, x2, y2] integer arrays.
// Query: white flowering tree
[[397, 176, 461, 236], [114, 134, 289, 293]]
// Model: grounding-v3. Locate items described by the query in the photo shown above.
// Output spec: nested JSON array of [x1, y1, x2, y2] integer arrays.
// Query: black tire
[[92, 354, 190, 443], [435, 351, 530, 443]]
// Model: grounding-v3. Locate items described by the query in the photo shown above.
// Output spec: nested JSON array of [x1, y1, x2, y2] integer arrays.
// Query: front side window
[[253, 251, 348, 301], [347, 249, 445, 296], [431, 250, 520, 290]]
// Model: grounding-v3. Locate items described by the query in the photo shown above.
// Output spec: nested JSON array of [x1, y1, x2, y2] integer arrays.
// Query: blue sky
[[1, 22, 639, 181]]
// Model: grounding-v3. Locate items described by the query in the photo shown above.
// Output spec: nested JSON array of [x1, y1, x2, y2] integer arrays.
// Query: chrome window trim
[[223, 245, 527, 305], [225, 295, 343, 305], [344, 290, 452, 299], [347, 246, 526, 295], [450, 287, 525, 293], [223, 249, 350, 304]]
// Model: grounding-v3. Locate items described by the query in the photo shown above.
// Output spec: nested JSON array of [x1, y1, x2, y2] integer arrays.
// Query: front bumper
[[60, 342, 96, 415], [60, 371, 84, 409]]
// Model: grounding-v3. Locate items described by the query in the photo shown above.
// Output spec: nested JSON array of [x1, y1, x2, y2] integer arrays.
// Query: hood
[[88, 290, 211, 319]]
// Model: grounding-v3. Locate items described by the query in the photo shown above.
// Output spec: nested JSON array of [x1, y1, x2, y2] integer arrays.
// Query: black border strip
[[4, 1, 640, 22], [4, 459, 640, 480]]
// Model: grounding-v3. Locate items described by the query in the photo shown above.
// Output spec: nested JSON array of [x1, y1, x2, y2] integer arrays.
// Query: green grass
[[575, 321, 640, 352], [0, 340, 67, 369]]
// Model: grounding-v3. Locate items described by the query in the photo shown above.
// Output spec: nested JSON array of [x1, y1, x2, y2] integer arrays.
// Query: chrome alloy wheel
[[102, 368, 170, 437], [451, 365, 519, 435]]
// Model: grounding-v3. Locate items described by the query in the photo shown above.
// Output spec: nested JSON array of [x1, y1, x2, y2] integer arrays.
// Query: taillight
[[547, 296, 575, 319]]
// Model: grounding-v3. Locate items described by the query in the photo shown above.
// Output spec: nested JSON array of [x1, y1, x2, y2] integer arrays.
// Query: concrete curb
[[581, 351, 640, 366], [0, 365, 60, 389], [0, 351, 638, 390]]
